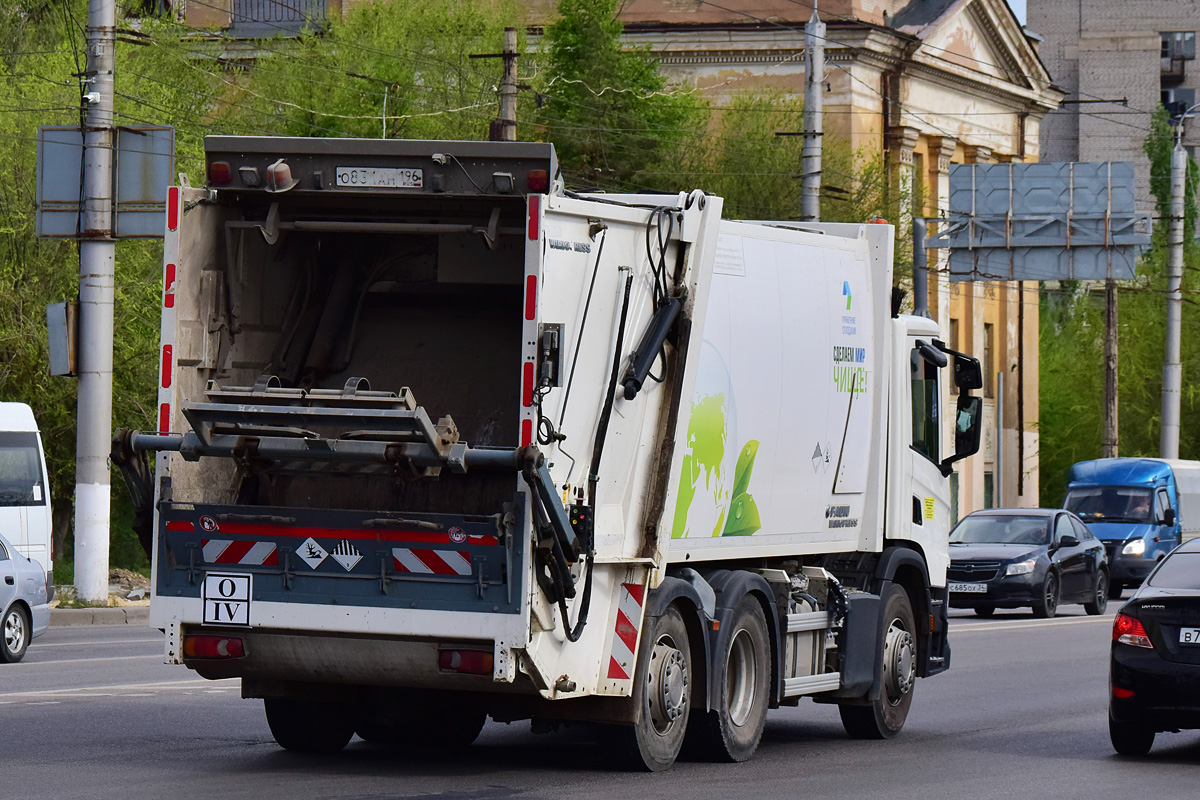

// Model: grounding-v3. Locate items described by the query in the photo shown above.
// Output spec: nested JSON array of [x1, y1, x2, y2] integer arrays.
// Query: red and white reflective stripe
[[392, 547, 472, 576], [607, 582, 646, 680], [201, 539, 279, 566], [157, 187, 181, 437], [519, 193, 541, 448]]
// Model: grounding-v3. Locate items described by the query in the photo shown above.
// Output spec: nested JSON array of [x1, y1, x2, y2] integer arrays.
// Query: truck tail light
[[438, 649, 493, 675], [184, 634, 246, 659], [527, 169, 549, 193], [209, 161, 232, 185], [1113, 613, 1153, 648]]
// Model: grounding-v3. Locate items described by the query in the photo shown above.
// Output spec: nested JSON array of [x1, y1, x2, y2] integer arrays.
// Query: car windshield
[[1064, 487, 1154, 523], [1147, 553, 1200, 590], [0, 432, 44, 507], [950, 515, 1050, 545]]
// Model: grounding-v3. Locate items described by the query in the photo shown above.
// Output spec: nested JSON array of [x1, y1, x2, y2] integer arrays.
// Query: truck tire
[[355, 695, 487, 747], [613, 604, 693, 771], [264, 698, 355, 753], [838, 584, 916, 740], [688, 596, 770, 762]]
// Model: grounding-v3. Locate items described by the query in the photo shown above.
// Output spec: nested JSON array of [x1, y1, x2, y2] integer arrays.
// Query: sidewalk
[[50, 606, 151, 627]]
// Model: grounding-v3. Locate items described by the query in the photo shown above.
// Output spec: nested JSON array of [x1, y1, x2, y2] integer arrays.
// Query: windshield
[[0, 432, 45, 507], [1148, 552, 1200, 590], [1064, 487, 1154, 523], [950, 515, 1050, 545]]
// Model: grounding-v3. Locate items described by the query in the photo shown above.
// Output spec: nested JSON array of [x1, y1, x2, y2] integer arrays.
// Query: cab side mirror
[[1163, 508, 1176, 527], [933, 339, 983, 391], [939, 395, 982, 476]]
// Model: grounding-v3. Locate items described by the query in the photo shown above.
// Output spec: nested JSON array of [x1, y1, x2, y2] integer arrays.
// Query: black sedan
[[1109, 537, 1200, 755], [948, 508, 1109, 618]]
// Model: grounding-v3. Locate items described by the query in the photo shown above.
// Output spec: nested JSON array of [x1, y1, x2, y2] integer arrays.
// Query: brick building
[[1029, 0, 1198, 214]]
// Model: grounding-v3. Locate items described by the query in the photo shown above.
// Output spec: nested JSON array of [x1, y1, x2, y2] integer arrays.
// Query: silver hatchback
[[0, 530, 50, 662]]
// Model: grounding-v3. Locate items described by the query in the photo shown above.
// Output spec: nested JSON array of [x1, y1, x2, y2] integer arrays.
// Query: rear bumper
[[183, 625, 533, 693], [1110, 644, 1200, 731]]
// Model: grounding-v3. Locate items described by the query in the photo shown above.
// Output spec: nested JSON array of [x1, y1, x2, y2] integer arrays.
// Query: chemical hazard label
[[296, 537, 328, 569], [331, 540, 363, 571], [202, 573, 251, 626]]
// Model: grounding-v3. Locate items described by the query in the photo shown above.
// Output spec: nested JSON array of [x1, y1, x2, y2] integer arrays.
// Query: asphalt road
[[2, 602, 1196, 800]]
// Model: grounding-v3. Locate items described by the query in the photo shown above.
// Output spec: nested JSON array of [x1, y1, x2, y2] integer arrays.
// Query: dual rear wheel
[[615, 597, 772, 770], [264, 692, 487, 754]]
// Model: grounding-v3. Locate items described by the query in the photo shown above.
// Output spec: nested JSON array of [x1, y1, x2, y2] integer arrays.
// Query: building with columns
[[597, 0, 1064, 517]]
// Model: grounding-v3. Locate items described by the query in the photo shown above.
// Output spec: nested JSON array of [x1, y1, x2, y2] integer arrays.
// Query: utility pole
[[476, 27, 518, 142], [76, 0, 117, 604], [499, 27, 518, 142], [801, 9, 824, 222], [1161, 126, 1186, 459], [1102, 278, 1118, 458]]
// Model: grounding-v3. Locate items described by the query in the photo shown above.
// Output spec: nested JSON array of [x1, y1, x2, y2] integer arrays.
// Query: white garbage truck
[[115, 136, 983, 770]]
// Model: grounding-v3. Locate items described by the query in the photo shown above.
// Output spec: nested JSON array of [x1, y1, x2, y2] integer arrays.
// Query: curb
[[50, 607, 151, 627]]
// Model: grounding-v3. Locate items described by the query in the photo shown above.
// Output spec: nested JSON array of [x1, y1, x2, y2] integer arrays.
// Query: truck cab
[[0, 403, 53, 589], [1064, 458, 1185, 598]]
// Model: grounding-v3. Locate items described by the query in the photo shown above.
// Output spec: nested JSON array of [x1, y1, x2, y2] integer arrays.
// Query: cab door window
[[1156, 490, 1172, 523], [911, 348, 940, 463]]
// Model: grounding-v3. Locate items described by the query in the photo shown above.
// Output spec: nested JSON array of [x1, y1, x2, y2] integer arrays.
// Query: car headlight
[[1121, 539, 1146, 556], [1006, 559, 1036, 576]]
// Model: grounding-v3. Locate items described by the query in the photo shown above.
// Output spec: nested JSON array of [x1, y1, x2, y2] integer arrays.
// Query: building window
[[230, 0, 327, 37], [983, 322, 994, 398], [1162, 31, 1196, 61], [1163, 87, 1197, 117], [984, 471, 995, 509]]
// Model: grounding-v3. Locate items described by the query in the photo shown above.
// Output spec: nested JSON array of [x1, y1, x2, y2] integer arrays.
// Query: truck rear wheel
[[839, 584, 916, 740], [613, 604, 692, 771], [264, 698, 355, 753], [688, 597, 770, 762], [355, 694, 487, 747]]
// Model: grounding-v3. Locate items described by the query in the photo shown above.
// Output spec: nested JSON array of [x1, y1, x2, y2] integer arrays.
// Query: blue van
[[1064, 458, 1200, 599]]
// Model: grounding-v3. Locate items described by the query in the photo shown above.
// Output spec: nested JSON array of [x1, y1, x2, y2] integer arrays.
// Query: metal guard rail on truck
[[115, 375, 585, 596]]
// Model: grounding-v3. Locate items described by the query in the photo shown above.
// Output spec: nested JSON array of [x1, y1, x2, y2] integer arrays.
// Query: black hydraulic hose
[[560, 269, 634, 643], [589, 270, 634, 508]]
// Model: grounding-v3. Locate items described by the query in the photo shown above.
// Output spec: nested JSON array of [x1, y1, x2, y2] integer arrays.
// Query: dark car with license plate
[[948, 508, 1109, 618], [1109, 537, 1200, 755]]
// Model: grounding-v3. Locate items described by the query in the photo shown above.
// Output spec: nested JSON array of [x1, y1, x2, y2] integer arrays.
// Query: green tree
[[536, 0, 703, 187], [218, 0, 520, 141]]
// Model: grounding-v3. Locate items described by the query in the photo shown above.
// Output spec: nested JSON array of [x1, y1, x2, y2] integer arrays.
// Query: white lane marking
[[35, 638, 160, 648], [29, 655, 161, 666], [952, 616, 1114, 633], [0, 677, 236, 701]]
